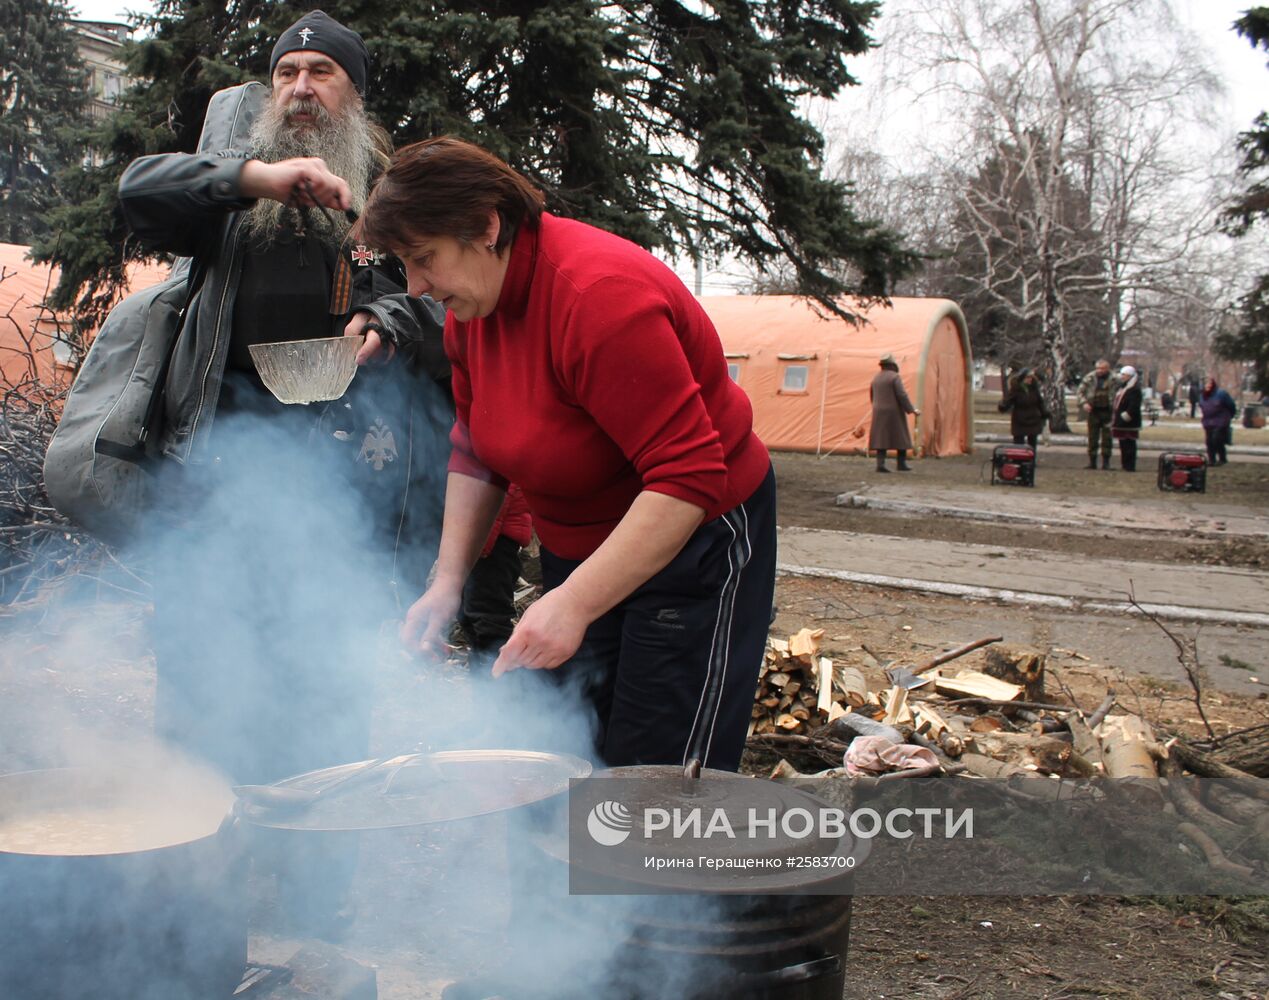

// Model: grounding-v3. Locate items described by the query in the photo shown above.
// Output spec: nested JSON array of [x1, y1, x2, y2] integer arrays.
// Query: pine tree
[[0, 0, 87, 245], [1217, 7, 1269, 393], [34, 0, 915, 326]]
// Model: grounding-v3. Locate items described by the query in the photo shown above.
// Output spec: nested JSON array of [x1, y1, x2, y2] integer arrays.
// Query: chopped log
[[833, 664, 870, 708], [788, 627, 824, 663], [1066, 715, 1106, 773], [937, 730, 965, 758], [932, 670, 1025, 702], [776, 713, 801, 730], [769, 637, 790, 656], [768, 671, 791, 689], [968, 731, 1097, 777], [982, 645, 1046, 701], [1176, 822, 1255, 879], [778, 694, 793, 710], [827, 702, 847, 723], [1169, 740, 1269, 802], [816, 657, 834, 715], [882, 686, 911, 727], [911, 635, 1004, 675], [784, 679, 802, 697], [760, 695, 780, 709], [1098, 715, 1164, 803], [913, 703, 951, 741], [969, 716, 1007, 733], [790, 706, 811, 722]]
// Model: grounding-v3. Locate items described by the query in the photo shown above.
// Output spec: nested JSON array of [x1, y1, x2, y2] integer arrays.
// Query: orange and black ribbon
[[330, 253, 353, 316]]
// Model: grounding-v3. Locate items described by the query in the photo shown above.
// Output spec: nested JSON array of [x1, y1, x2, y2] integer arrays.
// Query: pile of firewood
[[747, 627, 1269, 878], [749, 628, 867, 735]]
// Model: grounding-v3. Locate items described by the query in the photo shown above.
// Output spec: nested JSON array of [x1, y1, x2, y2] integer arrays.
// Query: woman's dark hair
[[356, 136, 545, 253]]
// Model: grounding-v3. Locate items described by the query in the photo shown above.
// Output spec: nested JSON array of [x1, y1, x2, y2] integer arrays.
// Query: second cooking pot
[[0, 764, 247, 1000]]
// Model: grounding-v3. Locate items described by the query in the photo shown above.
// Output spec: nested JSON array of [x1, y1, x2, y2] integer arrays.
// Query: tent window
[[727, 362, 741, 383], [780, 364, 810, 394]]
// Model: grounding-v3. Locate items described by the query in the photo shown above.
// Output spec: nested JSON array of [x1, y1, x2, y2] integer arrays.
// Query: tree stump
[[982, 645, 1046, 701]]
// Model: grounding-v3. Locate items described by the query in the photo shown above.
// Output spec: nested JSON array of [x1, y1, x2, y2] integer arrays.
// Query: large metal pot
[[474, 763, 867, 1000], [0, 764, 247, 1000]]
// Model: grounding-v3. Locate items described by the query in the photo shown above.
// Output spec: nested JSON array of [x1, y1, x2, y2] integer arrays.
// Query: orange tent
[[0, 242, 169, 388], [698, 295, 973, 458]]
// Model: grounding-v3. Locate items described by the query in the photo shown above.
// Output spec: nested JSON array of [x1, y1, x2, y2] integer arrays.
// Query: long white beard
[[243, 96, 375, 246]]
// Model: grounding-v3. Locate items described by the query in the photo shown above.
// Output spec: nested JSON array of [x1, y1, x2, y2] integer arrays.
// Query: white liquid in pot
[[0, 804, 214, 856]]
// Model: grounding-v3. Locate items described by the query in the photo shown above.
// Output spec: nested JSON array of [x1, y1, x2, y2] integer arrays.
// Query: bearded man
[[118, 12, 449, 938]]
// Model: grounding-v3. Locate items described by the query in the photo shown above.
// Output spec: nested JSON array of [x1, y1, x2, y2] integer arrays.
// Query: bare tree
[[881, 0, 1222, 428]]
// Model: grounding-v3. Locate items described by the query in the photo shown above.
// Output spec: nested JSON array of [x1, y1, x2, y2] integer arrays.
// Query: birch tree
[[891, 0, 1219, 429]]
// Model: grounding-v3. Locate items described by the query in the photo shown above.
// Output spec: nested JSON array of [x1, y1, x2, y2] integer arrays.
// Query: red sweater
[[481, 483, 532, 558], [446, 213, 769, 560]]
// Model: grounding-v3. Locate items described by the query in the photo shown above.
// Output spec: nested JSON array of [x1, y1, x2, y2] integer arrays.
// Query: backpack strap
[[93, 259, 207, 463]]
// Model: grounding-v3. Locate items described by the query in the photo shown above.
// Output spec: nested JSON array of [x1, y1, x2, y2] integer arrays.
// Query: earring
[[485, 242, 496, 252]]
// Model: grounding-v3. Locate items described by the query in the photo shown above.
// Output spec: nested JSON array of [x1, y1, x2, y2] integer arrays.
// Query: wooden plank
[[834, 665, 869, 708], [931, 670, 1025, 702], [816, 656, 835, 715], [882, 686, 911, 727]]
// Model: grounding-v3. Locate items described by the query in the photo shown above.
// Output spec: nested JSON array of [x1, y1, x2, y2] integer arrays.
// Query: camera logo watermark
[[586, 800, 633, 846]]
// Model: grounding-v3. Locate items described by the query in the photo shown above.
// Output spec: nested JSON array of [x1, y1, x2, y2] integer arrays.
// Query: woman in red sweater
[[356, 137, 776, 771]]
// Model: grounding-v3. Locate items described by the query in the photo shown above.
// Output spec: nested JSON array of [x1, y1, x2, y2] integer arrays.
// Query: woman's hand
[[491, 587, 590, 678], [400, 581, 464, 659]]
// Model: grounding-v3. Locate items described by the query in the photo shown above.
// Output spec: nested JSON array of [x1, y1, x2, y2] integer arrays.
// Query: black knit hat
[[269, 11, 370, 96]]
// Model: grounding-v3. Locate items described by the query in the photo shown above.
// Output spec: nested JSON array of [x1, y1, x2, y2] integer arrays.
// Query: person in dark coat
[[1199, 376, 1237, 465], [1111, 365, 1143, 471], [863, 354, 919, 472], [997, 368, 1049, 451], [1188, 380, 1201, 418]]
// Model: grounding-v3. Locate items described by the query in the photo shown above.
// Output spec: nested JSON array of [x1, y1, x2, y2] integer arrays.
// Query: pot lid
[[237, 749, 592, 832]]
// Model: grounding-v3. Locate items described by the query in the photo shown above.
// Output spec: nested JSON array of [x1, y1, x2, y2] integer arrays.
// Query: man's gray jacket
[[118, 151, 444, 465]]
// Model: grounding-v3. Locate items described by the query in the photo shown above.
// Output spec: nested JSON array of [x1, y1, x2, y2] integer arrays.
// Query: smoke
[[0, 369, 781, 999]]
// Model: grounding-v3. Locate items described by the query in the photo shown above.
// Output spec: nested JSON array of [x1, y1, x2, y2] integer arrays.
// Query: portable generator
[[1157, 452, 1207, 493], [991, 445, 1036, 487]]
